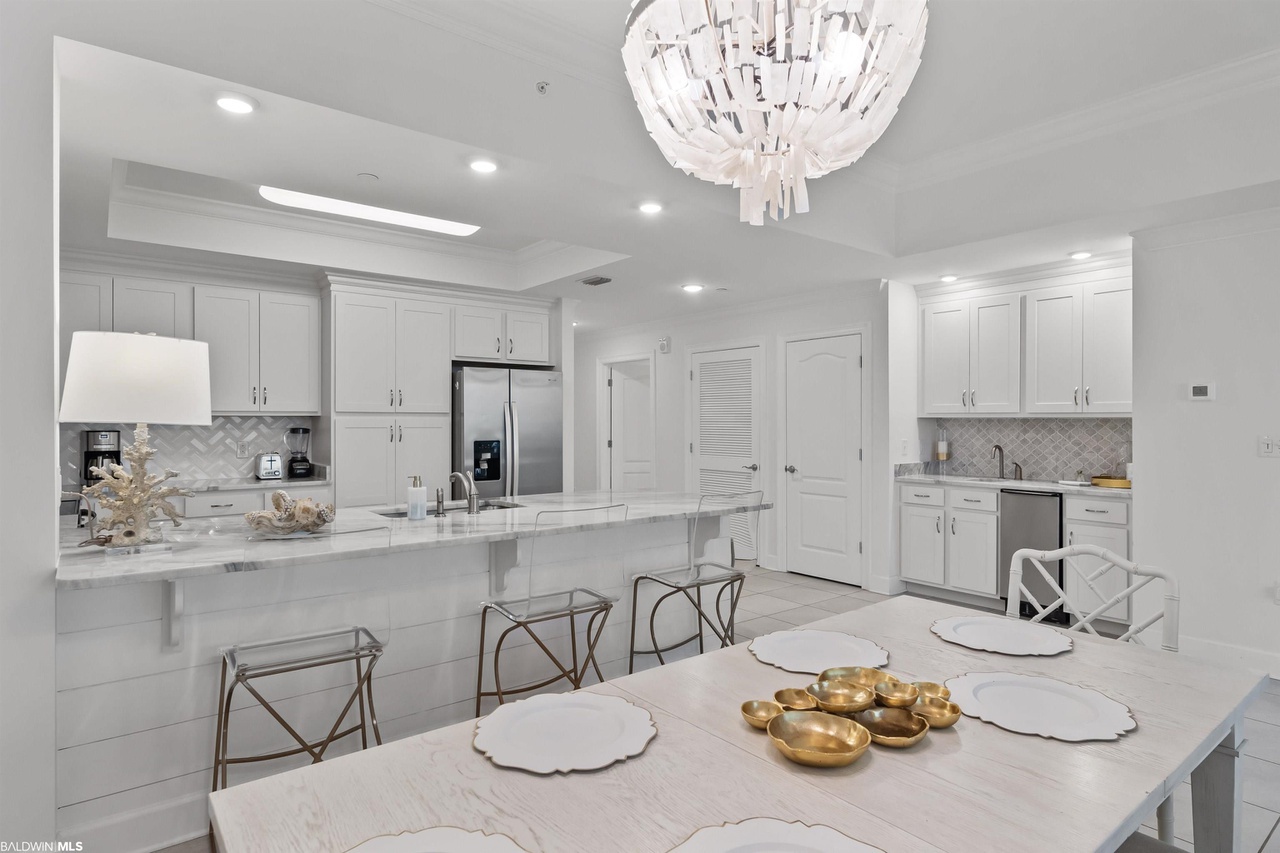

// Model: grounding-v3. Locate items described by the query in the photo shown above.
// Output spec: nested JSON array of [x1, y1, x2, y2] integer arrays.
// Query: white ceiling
[[54, 0, 1280, 328]]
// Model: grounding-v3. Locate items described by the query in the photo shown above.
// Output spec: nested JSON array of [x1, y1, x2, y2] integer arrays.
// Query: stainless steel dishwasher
[[998, 489, 1066, 623]]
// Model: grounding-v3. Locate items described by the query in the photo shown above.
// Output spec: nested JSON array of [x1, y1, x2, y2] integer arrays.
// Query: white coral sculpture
[[82, 424, 192, 547], [245, 490, 337, 535]]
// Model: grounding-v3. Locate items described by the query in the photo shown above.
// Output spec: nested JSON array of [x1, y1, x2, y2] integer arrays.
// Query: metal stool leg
[[695, 585, 705, 654], [212, 657, 231, 793], [476, 605, 492, 718], [355, 655, 369, 750], [628, 575, 644, 674]]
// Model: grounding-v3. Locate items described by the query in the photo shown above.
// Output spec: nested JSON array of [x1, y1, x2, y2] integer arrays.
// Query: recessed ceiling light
[[470, 160, 498, 174], [215, 93, 258, 114], [572, 322, 579, 327], [1069, 251, 1092, 260], [682, 284, 704, 293], [715, 287, 729, 292], [258, 186, 480, 237], [639, 202, 663, 214], [356, 172, 379, 181], [940, 275, 958, 283]]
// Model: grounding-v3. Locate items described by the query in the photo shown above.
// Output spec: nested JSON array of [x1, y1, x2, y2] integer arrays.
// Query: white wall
[[574, 282, 904, 593], [1132, 206, 1280, 675]]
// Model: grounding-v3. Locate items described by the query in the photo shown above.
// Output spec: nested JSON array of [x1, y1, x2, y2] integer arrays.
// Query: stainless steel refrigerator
[[452, 367, 563, 499]]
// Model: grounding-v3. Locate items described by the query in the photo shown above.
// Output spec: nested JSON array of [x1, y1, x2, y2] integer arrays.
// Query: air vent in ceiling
[[579, 275, 612, 287]]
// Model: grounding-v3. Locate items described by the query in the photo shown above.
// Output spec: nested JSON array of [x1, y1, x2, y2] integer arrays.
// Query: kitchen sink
[[374, 499, 523, 519]]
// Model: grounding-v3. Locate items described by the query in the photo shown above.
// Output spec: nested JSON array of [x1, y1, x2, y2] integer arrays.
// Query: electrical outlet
[[900, 439, 908, 456], [236, 441, 250, 459]]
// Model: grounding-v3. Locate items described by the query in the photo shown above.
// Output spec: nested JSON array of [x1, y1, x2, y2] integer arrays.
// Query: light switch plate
[[1260, 436, 1277, 458]]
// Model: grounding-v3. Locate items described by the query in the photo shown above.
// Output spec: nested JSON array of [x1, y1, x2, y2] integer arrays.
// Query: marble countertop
[[897, 473, 1131, 497], [56, 491, 772, 590]]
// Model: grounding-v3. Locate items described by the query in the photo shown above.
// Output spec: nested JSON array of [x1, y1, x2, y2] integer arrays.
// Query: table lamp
[[59, 331, 212, 548]]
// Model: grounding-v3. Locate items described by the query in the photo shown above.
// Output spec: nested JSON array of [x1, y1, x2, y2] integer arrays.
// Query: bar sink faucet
[[1011, 461, 1024, 481], [991, 444, 1005, 479], [450, 471, 480, 515]]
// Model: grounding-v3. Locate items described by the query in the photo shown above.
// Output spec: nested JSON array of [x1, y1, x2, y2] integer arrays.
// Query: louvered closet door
[[691, 346, 762, 559]]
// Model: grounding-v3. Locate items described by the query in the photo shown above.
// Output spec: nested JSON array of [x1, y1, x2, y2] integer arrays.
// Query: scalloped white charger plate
[[473, 692, 656, 774], [669, 818, 884, 852], [346, 827, 527, 853], [748, 629, 889, 674], [930, 615, 1073, 656], [946, 672, 1136, 741]]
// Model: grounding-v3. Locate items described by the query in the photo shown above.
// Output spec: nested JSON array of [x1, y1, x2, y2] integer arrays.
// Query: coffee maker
[[81, 429, 121, 487], [284, 427, 313, 479]]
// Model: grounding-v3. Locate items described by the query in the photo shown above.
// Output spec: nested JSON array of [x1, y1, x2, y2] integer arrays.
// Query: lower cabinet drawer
[[184, 491, 265, 518], [1064, 496, 1129, 525], [948, 489, 997, 512], [900, 485, 944, 506]]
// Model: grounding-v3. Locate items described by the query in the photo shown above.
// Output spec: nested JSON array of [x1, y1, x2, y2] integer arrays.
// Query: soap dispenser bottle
[[406, 475, 428, 521]]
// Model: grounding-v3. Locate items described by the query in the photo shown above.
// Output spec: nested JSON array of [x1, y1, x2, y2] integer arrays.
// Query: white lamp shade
[[59, 332, 212, 425]]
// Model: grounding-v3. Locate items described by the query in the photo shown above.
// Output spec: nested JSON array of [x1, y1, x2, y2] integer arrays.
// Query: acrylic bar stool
[[212, 626, 384, 791], [629, 491, 763, 673], [475, 504, 627, 716]]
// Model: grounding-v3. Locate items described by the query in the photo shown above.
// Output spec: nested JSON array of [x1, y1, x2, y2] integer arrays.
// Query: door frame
[[775, 326, 870, 582], [595, 352, 657, 491], [683, 337, 768, 493]]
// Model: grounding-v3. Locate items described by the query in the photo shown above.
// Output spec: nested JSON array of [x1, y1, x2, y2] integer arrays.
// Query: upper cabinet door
[[968, 295, 1021, 414], [59, 271, 113, 394], [1025, 285, 1083, 413], [393, 414, 451, 505], [195, 286, 260, 414], [453, 306, 504, 360], [920, 301, 970, 415], [334, 292, 397, 413], [506, 311, 550, 363], [260, 291, 321, 414], [395, 300, 451, 413], [113, 277, 194, 338], [1082, 281, 1132, 414]]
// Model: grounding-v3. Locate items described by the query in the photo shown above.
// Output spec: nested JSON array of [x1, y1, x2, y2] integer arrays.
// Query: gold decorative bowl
[[766, 710, 872, 768], [819, 667, 900, 691], [854, 707, 930, 748], [774, 688, 819, 712], [741, 700, 784, 731], [805, 681, 875, 714], [874, 681, 920, 708], [913, 681, 951, 701], [913, 696, 962, 729]]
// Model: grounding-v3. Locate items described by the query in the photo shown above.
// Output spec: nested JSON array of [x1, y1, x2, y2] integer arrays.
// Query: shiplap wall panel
[[55, 520, 712, 851]]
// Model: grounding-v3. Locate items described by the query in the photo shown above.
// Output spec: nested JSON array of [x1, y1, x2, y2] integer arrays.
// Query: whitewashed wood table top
[[208, 596, 1267, 853]]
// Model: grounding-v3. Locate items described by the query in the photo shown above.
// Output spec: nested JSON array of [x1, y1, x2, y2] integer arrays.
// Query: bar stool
[[212, 626, 384, 791], [475, 504, 627, 716], [629, 491, 763, 673]]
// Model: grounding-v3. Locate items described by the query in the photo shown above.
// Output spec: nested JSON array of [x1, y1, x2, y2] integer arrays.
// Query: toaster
[[254, 452, 283, 480]]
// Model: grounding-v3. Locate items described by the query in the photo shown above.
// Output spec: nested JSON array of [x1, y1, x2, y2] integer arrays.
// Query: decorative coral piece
[[245, 490, 336, 536], [82, 424, 192, 547]]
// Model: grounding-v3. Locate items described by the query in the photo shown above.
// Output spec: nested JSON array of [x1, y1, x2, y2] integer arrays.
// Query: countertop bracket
[[162, 579, 184, 651]]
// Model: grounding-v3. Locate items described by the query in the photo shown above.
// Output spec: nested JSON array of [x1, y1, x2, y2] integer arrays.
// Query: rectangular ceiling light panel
[[258, 186, 480, 237]]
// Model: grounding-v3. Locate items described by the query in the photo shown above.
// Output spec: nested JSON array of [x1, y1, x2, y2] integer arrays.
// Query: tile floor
[[160, 569, 1280, 853]]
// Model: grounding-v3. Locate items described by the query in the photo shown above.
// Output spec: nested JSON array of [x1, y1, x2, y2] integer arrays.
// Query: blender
[[284, 427, 313, 479]]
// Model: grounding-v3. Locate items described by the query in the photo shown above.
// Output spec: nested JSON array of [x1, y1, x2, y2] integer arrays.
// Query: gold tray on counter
[[1090, 476, 1131, 489]]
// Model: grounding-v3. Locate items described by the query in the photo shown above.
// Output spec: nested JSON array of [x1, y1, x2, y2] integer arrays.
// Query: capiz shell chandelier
[[622, 0, 927, 225]]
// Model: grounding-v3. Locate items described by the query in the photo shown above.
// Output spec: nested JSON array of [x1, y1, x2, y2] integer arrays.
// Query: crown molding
[[896, 47, 1280, 192], [321, 271, 555, 309], [913, 250, 1132, 299], [1133, 204, 1280, 251], [60, 247, 318, 291]]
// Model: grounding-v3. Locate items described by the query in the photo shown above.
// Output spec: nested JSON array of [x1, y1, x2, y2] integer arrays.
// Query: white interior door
[[608, 361, 654, 490], [691, 346, 762, 559], [784, 334, 862, 584]]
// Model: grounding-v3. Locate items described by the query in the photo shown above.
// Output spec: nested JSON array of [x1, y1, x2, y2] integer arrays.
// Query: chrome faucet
[[1011, 461, 1024, 481], [450, 471, 480, 515], [991, 444, 1005, 479]]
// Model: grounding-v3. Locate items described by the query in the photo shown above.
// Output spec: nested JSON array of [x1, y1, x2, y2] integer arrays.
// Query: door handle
[[961, 390, 967, 408], [1074, 386, 1079, 406], [263, 386, 267, 406], [1084, 386, 1091, 406], [389, 425, 394, 442], [509, 338, 513, 355], [253, 386, 257, 405], [398, 425, 402, 442], [970, 389, 975, 406], [936, 516, 941, 533], [495, 337, 501, 354], [784, 465, 797, 473], [390, 389, 394, 407], [951, 517, 956, 535], [399, 389, 403, 407], [1068, 531, 1074, 546], [742, 464, 759, 471], [210, 503, 233, 509]]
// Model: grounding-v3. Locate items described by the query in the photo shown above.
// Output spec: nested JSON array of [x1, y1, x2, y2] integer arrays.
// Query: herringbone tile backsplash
[[61, 417, 316, 487], [902, 418, 1132, 481]]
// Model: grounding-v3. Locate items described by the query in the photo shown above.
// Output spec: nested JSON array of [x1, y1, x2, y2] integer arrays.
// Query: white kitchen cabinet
[[394, 300, 451, 413], [112, 277, 194, 339], [506, 311, 550, 363], [334, 416, 398, 507], [1064, 520, 1131, 622], [1025, 284, 1083, 414], [196, 287, 321, 415], [968, 294, 1021, 414], [453, 306, 505, 360], [947, 509, 999, 595], [393, 415, 451, 505], [900, 504, 945, 585], [335, 415, 450, 508], [334, 292, 397, 413], [60, 271, 113, 392], [1081, 281, 1133, 413], [920, 301, 969, 415]]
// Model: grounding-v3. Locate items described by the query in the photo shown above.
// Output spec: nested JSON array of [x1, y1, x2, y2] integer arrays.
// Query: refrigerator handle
[[511, 401, 521, 497], [503, 401, 513, 499]]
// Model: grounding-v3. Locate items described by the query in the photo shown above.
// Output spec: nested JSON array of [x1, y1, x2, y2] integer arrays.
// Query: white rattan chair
[[1009, 544, 1181, 842]]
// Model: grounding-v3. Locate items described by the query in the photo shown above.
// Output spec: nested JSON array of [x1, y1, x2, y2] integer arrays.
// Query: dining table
[[208, 595, 1268, 852]]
